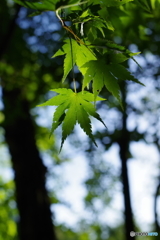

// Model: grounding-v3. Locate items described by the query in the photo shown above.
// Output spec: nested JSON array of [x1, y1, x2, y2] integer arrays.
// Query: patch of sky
[[0, 86, 4, 110], [39, 45, 48, 53], [18, 7, 28, 19], [145, 52, 160, 65], [32, 106, 56, 128], [34, 28, 43, 36], [27, 36, 38, 45], [50, 151, 89, 226], [0, 144, 14, 182], [99, 107, 122, 132], [70, 81, 80, 90], [129, 141, 159, 231], [127, 77, 158, 110], [145, 28, 152, 35], [73, 65, 80, 73], [33, 14, 41, 23], [41, 14, 50, 26], [52, 33, 61, 41], [48, 23, 60, 32], [18, 19, 31, 29]]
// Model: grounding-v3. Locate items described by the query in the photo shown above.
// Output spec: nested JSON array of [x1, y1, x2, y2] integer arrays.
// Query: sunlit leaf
[[37, 89, 106, 151]]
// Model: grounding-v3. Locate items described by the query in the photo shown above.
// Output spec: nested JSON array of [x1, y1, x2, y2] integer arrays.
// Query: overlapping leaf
[[37, 89, 106, 151], [52, 39, 96, 81], [100, 40, 141, 67], [98, 8, 115, 31], [82, 59, 143, 106], [84, 19, 106, 41], [53, 37, 142, 107], [82, 60, 122, 105], [91, 38, 141, 59]]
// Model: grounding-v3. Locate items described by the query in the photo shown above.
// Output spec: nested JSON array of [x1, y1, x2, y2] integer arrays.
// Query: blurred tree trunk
[[1, 3, 57, 240], [2, 88, 57, 240], [117, 81, 135, 240]]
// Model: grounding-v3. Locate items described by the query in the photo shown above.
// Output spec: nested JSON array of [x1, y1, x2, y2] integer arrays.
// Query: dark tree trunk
[[119, 140, 135, 240], [0, 4, 20, 58], [154, 182, 160, 234], [1, 3, 57, 240], [117, 82, 135, 240], [2, 87, 57, 240]]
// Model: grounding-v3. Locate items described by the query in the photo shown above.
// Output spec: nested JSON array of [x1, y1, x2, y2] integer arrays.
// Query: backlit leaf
[[37, 89, 106, 151]]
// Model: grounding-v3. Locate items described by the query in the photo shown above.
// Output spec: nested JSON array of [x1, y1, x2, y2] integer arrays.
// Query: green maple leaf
[[37, 88, 106, 151], [84, 19, 106, 41], [134, 0, 152, 12], [108, 64, 145, 85], [82, 60, 122, 105], [91, 38, 142, 68], [52, 39, 96, 82], [82, 59, 143, 106], [98, 8, 115, 31]]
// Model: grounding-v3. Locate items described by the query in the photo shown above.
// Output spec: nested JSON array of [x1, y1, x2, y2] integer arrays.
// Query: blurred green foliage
[[0, 179, 18, 240]]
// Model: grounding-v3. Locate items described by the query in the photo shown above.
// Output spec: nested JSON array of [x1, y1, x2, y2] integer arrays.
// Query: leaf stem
[[73, 78, 77, 93], [69, 37, 77, 93]]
